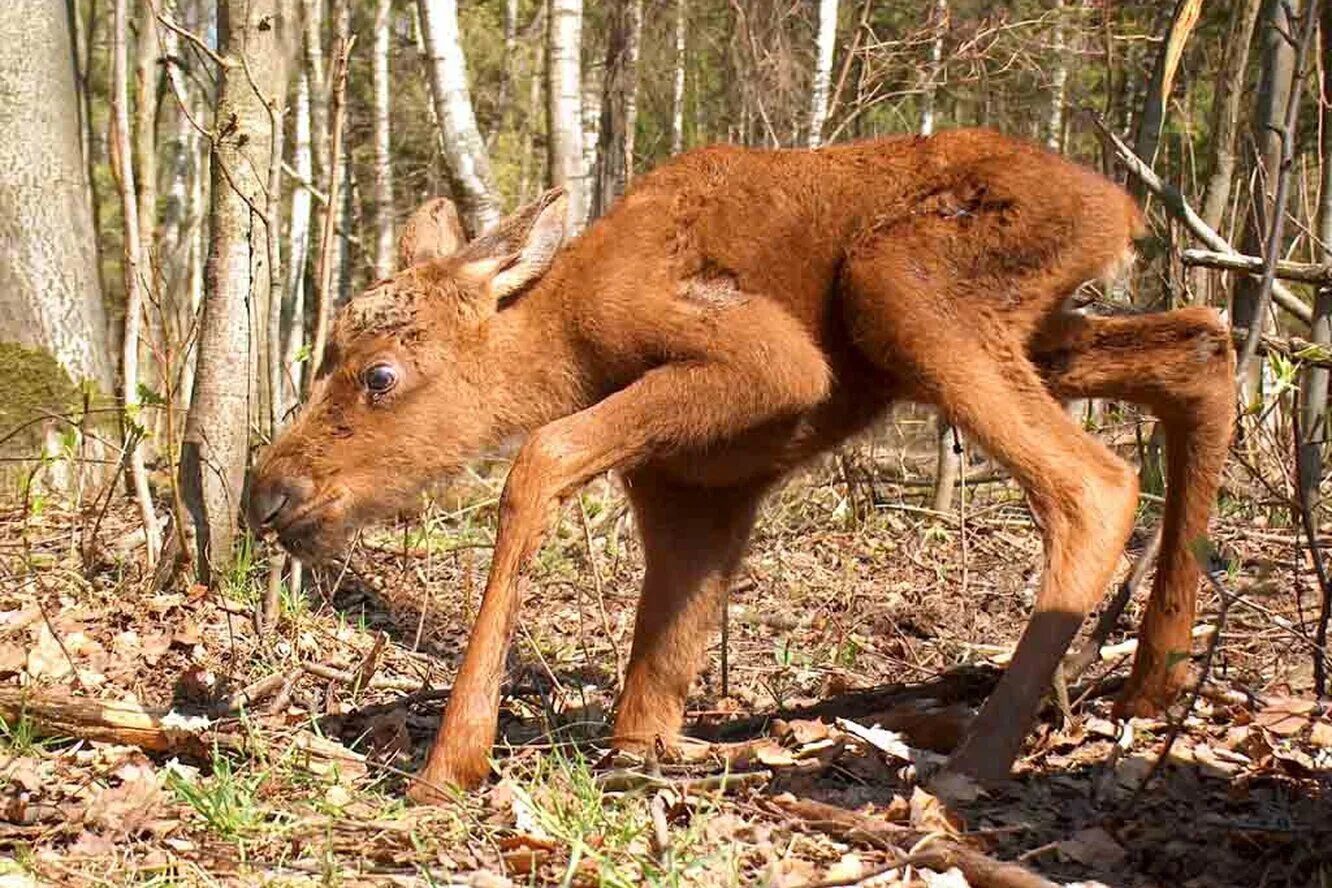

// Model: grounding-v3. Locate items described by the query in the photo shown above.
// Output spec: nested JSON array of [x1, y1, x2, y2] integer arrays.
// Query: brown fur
[[249, 129, 1236, 802]]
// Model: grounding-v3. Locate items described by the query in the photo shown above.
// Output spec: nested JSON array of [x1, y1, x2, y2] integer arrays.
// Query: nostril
[[247, 477, 304, 531]]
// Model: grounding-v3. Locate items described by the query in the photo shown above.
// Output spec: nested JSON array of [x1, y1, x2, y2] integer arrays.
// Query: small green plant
[[166, 751, 277, 841], [0, 710, 65, 755], [221, 534, 263, 606]]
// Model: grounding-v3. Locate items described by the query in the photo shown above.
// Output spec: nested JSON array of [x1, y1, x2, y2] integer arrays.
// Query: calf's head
[[248, 189, 568, 561]]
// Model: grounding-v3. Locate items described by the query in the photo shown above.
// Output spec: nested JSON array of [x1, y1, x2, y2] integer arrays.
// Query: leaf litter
[[0, 468, 1330, 886]]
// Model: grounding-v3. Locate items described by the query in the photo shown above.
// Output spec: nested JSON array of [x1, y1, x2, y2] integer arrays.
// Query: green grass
[[0, 709, 64, 755], [165, 750, 284, 842], [506, 747, 733, 887]]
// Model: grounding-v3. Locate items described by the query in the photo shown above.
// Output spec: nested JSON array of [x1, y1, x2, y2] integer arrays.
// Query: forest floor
[[1, 428, 1330, 887]]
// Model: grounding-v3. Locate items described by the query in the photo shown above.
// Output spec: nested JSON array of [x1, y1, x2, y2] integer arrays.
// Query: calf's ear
[[398, 196, 467, 269], [455, 188, 569, 304]]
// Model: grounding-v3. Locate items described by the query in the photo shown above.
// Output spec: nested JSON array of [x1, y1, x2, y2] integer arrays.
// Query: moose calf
[[250, 129, 1235, 803]]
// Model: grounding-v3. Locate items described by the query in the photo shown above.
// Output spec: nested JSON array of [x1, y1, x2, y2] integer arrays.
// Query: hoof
[[407, 755, 490, 804], [1115, 663, 1191, 720], [406, 773, 458, 806]]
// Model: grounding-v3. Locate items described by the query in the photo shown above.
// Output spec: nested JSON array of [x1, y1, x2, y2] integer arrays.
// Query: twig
[[300, 661, 421, 692], [578, 491, 622, 682], [305, 35, 355, 396], [763, 796, 1058, 888], [1129, 540, 1233, 803], [1087, 111, 1311, 324], [1181, 248, 1332, 284], [154, 10, 228, 69], [1066, 528, 1163, 679], [1293, 399, 1332, 693]]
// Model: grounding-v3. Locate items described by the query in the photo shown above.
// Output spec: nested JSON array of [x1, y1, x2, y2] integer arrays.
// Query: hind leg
[[612, 470, 766, 750], [843, 264, 1139, 781], [1033, 308, 1236, 716]]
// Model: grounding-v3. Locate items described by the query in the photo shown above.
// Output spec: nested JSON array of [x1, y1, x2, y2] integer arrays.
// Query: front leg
[[409, 324, 831, 801]]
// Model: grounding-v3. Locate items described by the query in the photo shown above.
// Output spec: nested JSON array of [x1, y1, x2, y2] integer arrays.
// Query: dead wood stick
[[222, 669, 297, 714], [1089, 113, 1311, 324], [1181, 248, 1332, 285], [1231, 326, 1332, 368], [0, 686, 236, 757], [353, 632, 389, 690], [300, 661, 422, 692], [765, 796, 1057, 888]]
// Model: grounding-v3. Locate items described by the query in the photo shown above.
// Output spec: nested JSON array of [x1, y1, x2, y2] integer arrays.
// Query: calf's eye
[[363, 363, 398, 395]]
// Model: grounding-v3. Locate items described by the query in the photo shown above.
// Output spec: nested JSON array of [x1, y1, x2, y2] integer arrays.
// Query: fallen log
[[0, 686, 365, 775], [0, 685, 228, 757], [764, 795, 1059, 888]]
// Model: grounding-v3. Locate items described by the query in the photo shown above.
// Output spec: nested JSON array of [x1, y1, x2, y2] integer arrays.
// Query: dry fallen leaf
[[25, 624, 72, 679], [1057, 827, 1127, 868], [909, 786, 963, 836], [82, 763, 166, 836], [1254, 698, 1317, 737]]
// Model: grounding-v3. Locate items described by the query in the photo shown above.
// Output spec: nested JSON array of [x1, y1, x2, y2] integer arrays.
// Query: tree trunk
[[925, 0, 958, 511], [592, 0, 642, 218], [808, 0, 838, 147], [548, 0, 585, 229], [1298, 1, 1332, 567], [180, 0, 292, 582], [284, 69, 314, 407], [1234, 0, 1300, 403], [671, 0, 686, 154], [1131, 0, 1204, 200], [1045, 0, 1067, 150], [112, 0, 162, 564], [373, 0, 394, 279], [919, 0, 947, 137], [0, 2, 115, 404], [1194, 0, 1263, 304], [418, 0, 502, 236]]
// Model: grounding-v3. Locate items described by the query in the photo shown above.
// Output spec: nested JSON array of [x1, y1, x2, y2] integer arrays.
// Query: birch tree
[[671, 0, 686, 154], [808, 0, 838, 147], [548, 0, 586, 228], [111, 0, 161, 563], [373, 0, 395, 279], [284, 70, 314, 404], [418, 0, 502, 235], [181, 0, 292, 581], [1045, 0, 1067, 151], [919, 0, 947, 137]]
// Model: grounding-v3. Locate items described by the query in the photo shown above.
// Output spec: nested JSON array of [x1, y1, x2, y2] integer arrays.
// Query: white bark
[[919, 0, 947, 137], [808, 0, 838, 147], [548, 0, 586, 229], [671, 0, 686, 154], [112, 0, 161, 564], [1045, 0, 1067, 151], [373, 0, 394, 279], [418, 0, 501, 236], [284, 70, 313, 405]]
